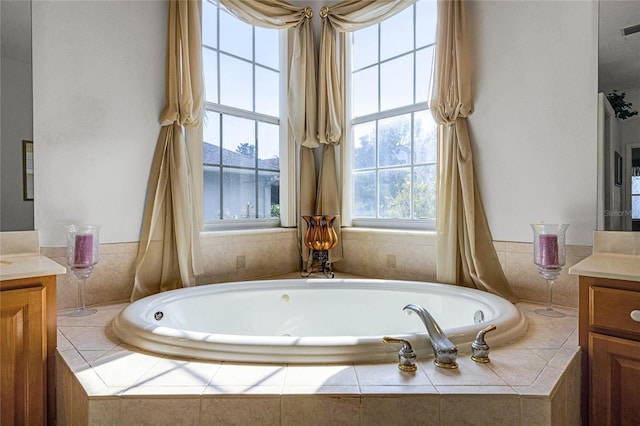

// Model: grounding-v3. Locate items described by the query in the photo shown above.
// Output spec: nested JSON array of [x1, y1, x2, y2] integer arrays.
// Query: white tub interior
[[113, 279, 528, 363]]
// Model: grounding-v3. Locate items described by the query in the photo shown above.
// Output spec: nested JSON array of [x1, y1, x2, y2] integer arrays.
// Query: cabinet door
[[590, 333, 640, 426], [0, 286, 46, 426]]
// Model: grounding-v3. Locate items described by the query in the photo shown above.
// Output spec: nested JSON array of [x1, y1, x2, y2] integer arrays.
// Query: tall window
[[349, 1, 437, 229], [202, 0, 283, 226]]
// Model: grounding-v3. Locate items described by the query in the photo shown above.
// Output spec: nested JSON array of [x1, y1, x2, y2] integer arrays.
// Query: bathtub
[[112, 278, 527, 363]]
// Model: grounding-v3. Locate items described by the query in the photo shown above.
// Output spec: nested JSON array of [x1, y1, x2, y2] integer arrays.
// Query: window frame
[[201, 1, 293, 231]]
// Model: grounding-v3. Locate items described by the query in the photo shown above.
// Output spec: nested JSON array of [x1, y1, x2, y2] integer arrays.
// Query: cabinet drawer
[[590, 286, 640, 338]]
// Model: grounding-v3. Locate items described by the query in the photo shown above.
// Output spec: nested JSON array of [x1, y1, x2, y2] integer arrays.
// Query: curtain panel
[[132, 0, 204, 301], [430, 0, 518, 302]]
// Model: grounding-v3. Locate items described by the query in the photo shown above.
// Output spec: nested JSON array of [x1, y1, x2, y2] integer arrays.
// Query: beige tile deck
[[57, 301, 580, 425]]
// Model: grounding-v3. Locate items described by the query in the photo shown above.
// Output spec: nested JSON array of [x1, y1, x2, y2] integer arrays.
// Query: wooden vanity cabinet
[[1, 275, 57, 425], [578, 276, 640, 426]]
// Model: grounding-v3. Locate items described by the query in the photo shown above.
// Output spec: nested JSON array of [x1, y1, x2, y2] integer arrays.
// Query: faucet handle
[[471, 324, 497, 363], [383, 336, 417, 372]]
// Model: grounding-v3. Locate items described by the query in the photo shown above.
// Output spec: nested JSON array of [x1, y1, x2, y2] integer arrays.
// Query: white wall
[[467, 0, 598, 246], [32, 0, 167, 246], [1, 57, 33, 231]]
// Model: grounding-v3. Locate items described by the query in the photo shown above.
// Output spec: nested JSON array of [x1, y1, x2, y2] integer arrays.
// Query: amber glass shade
[[302, 215, 338, 251]]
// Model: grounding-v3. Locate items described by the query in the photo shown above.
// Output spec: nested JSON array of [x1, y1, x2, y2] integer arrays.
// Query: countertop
[[0, 254, 66, 281], [568, 253, 640, 282]]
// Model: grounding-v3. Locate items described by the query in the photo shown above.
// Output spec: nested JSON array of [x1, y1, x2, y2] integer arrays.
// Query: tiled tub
[[56, 302, 580, 425]]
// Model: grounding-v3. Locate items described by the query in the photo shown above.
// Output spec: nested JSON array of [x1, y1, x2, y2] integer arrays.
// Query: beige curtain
[[312, 0, 414, 266], [131, 0, 204, 301], [430, 0, 518, 302]]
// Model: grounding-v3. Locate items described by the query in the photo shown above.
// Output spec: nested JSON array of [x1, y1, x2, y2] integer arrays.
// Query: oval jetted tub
[[112, 278, 527, 363]]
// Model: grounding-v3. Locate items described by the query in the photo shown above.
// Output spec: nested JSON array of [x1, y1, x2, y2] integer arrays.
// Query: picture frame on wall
[[23, 140, 34, 201], [614, 151, 623, 187]]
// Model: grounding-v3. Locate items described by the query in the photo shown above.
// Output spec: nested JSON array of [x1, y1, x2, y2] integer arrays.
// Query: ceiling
[[598, 0, 640, 91], [1, 1, 639, 91]]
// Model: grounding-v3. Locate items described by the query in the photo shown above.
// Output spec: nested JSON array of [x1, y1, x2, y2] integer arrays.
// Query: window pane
[[416, 0, 437, 48], [353, 24, 378, 70], [413, 165, 436, 219], [202, 0, 217, 48], [415, 46, 434, 103], [633, 177, 640, 219], [220, 54, 252, 110], [222, 168, 256, 219], [255, 66, 279, 116], [257, 122, 279, 164], [378, 115, 411, 167], [203, 49, 218, 103], [380, 6, 413, 61], [353, 66, 378, 117], [379, 168, 410, 219], [632, 176, 640, 194], [255, 26, 279, 69], [414, 110, 437, 164], [222, 115, 255, 166], [353, 171, 376, 217], [203, 165, 221, 220], [353, 122, 376, 169], [204, 111, 220, 165], [257, 170, 279, 218], [381, 54, 413, 111], [219, 9, 252, 60]]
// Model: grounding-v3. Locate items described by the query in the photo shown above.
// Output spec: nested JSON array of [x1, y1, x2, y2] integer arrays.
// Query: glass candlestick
[[531, 223, 569, 317], [66, 224, 101, 317]]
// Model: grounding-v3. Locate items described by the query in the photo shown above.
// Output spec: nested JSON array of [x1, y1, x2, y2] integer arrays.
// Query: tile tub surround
[[336, 228, 592, 308], [56, 302, 580, 425], [41, 228, 300, 311], [43, 227, 590, 311]]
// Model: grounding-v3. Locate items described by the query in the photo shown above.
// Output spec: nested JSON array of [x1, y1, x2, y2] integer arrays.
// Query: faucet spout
[[404, 304, 458, 369]]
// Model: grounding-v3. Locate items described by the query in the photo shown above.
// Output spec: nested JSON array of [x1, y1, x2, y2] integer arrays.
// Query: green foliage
[[607, 90, 638, 120], [270, 204, 280, 218], [236, 143, 256, 157], [353, 116, 437, 219]]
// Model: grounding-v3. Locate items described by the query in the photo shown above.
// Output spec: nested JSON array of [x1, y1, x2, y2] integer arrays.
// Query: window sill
[[200, 226, 295, 238], [341, 227, 436, 238]]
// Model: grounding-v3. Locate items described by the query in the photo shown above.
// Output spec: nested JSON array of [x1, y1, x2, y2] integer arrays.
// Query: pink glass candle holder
[[66, 224, 101, 316], [531, 223, 569, 317]]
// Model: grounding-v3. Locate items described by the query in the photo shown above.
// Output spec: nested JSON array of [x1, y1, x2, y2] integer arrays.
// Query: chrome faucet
[[403, 304, 458, 369]]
